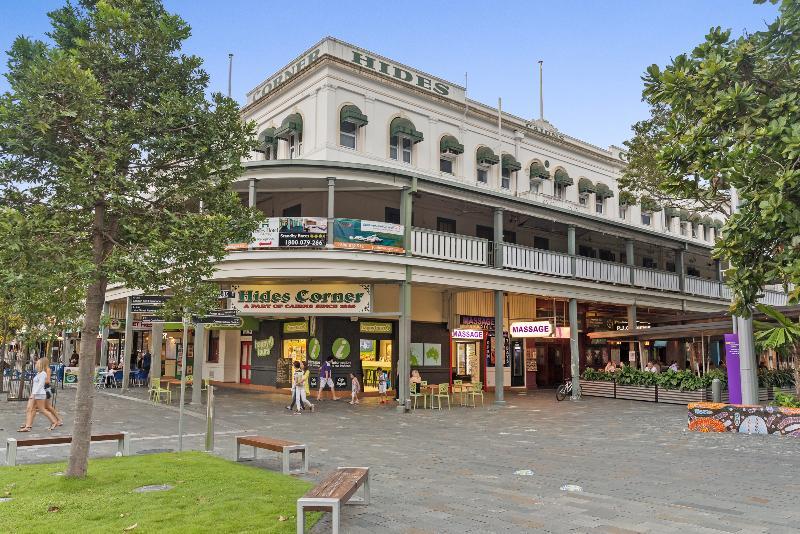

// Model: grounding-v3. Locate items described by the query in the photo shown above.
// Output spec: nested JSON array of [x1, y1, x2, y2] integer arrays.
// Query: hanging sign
[[333, 219, 404, 253], [510, 321, 553, 338], [283, 321, 309, 334], [452, 328, 485, 340], [230, 284, 371, 314]]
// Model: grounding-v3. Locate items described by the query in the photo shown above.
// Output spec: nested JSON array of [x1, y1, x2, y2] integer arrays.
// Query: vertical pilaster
[[493, 289, 505, 404], [122, 297, 133, 391], [569, 298, 580, 400], [626, 239, 635, 285], [567, 225, 576, 276], [99, 302, 110, 367], [151, 322, 164, 381], [326, 177, 336, 248], [493, 207, 504, 268], [192, 323, 206, 405]]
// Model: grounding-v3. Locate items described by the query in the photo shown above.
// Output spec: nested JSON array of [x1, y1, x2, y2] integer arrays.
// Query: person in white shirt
[[18, 358, 60, 432], [668, 361, 679, 372]]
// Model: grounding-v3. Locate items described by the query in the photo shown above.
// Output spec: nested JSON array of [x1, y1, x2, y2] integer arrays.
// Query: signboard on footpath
[[333, 219, 404, 253], [230, 284, 372, 315]]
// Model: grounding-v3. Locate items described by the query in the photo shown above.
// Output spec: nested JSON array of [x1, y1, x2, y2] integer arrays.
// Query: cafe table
[[450, 382, 471, 406], [421, 383, 451, 410]]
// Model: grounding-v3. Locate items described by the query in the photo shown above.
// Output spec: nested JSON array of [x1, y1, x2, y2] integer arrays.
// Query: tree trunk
[[66, 202, 109, 478]]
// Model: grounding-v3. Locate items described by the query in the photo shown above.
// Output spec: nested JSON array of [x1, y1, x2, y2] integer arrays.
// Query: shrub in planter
[[758, 369, 795, 389], [581, 369, 615, 382], [772, 392, 800, 408]]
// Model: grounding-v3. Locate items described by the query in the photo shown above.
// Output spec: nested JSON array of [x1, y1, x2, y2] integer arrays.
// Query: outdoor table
[[451, 382, 471, 406], [421, 383, 449, 409]]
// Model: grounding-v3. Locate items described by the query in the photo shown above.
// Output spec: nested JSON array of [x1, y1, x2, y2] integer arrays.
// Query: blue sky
[[0, 1, 779, 148]]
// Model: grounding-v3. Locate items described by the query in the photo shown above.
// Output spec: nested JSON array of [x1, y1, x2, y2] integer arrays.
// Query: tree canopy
[[621, 0, 799, 313], [0, 0, 261, 476]]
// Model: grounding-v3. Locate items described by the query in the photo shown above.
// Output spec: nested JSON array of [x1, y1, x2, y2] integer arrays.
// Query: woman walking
[[18, 358, 60, 432], [42, 357, 63, 427]]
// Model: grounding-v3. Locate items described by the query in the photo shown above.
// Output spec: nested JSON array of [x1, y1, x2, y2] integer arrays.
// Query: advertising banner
[[510, 321, 553, 338], [64, 366, 79, 386], [251, 217, 327, 248], [333, 218, 404, 253], [724, 333, 742, 404], [230, 284, 372, 315]]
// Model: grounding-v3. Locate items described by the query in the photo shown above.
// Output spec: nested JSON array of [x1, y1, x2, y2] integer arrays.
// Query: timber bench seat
[[6, 432, 130, 466], [297, 467, 370, 534], [235, 435, 308, 475]]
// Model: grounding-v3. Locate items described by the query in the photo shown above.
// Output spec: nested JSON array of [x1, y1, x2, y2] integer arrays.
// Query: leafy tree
[[621, 0, 799, 313], [0, 0, 260, 477], [754, 304, 800, 396]]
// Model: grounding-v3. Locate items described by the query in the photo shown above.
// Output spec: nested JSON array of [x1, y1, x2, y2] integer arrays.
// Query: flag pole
[[538, 60, 544, 120], [227, 53, 234, 98]]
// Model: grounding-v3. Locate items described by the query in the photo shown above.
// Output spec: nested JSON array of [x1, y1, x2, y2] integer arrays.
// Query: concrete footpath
[[2, 386, 799, 533]]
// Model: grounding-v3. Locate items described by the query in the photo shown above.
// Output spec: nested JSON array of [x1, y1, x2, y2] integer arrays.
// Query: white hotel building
[[103, 37, 788, 402]]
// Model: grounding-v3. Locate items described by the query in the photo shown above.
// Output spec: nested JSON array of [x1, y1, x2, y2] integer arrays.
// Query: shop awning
[[340, 104, 368, 127], [578, 177, 595, 194], [501, 154, 521, 172], [476, 146, 499, 165], [594, 182, 614, 199], [440, 134, 464, 154], [553, 168, 572, 186], [529, 161, 550, 180], [390, 117, 423, 143], [275, 113, 303, 139], [588, 321, 734, 341]]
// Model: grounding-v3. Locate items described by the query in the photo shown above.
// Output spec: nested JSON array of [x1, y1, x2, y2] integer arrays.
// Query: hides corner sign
[[231, 284, 372, 315]]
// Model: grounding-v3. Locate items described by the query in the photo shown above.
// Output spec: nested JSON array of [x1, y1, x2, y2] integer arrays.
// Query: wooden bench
[[297, 467, 370, 534], [235, 436, 308, 475], [6, 432, 130, 466]]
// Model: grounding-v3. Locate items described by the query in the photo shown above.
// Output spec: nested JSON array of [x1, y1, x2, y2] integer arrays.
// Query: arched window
[[476, 147, 499, 184], [501, 155, 521, 190], [275, 113, 303, 159], [439, 135, 463, 175], [594, 182, 614, 214], [258, 127, 277, 161], [389, 117, 423, 164], [529, 161, 549, 193], [339, 105, 368, 149], [553, 168, 572, 200]]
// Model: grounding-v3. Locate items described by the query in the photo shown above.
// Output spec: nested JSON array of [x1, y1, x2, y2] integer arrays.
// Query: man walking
[[316, 356, 338, 401]]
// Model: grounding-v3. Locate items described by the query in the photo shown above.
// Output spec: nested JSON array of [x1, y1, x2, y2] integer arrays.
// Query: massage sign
[[230, 284, 372, 314]]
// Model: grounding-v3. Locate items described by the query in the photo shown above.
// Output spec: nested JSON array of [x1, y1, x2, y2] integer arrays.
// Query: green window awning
[[618, 190, 636, 206], [275, 113, 303, 140], [553, 168, 572, 187], [664, 207, 679, 218], [440, 135, 464, 155], [578, 177, 596, 194], [679, 209, 690, 221], [711, 219, 724, 230], [701, 215, 714, 227], [476, 146, 499, 165], [529, 161, 550, 180], [257, 127, 277, 152], [640, 197, 662, 212], [390, 117, 423, 143], [687, 212, 701, 224], [595, 182, 614, 199], [502, 154, 521, 172], [340, 105, 368, 127]]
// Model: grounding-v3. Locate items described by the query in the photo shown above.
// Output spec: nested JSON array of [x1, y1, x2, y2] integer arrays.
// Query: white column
[[493, 289, 505, 404], [569, 298, 580, 399], [192, 323, 206, 405], [326, 177, 335, 248], [99, 302, 110, 367]]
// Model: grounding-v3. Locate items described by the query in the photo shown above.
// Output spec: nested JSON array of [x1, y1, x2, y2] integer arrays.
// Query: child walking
[[377, 366, 388, 404], [349, 373, 360, 405]]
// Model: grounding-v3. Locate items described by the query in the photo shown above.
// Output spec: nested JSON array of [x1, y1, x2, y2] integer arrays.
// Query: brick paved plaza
[[2, 387, 799, 533]]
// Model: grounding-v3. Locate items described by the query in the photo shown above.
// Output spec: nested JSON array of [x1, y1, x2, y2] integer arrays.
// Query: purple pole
[[724, 333, 741, 404]]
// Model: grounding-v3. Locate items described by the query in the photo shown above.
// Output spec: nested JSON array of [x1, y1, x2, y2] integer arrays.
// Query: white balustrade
[[411, 228, 488, 265], [758, 289, 789, 307], [502, 244, 572, 277], [576, 257, 631, 285], [633, 267, 681, 292], [685, 276, 723, 298]]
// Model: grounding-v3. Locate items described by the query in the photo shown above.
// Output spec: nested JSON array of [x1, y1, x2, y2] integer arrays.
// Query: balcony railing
[[412, 227, 488, 265], [503, 243, 572, 277], [229, 223, 791, 306]]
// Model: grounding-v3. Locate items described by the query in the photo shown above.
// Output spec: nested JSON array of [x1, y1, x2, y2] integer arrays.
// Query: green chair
[[466, 381, 484, 407], [452, 379, 463, 406], [410, 382, 426, 410], [420, 381, 429, 408], [433, 383, 451, 410], [149, 377, 172, 404], [202, 378, 210, 391]]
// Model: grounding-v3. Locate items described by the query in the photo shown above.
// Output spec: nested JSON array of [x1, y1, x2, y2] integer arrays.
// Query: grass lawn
[[0, 451, 319, 533]]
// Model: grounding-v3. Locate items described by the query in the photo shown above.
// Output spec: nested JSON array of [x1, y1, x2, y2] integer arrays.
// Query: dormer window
[[339, 105, 368, 150], [389, 117, 423, 164]]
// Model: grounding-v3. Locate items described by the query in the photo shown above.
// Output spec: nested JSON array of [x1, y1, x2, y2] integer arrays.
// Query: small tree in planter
[[755, 304, 800, 397]]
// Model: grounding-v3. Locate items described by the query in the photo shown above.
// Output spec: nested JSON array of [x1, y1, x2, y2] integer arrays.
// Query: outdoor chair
[[452, 379, 463, 406], [113, 370, 123, 387], [466, 381, 484, 407], [149, 377, 171, 404], [433, 383, 451, 410], [202, 378, 210, 391], [410, 382, 426, 409]]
